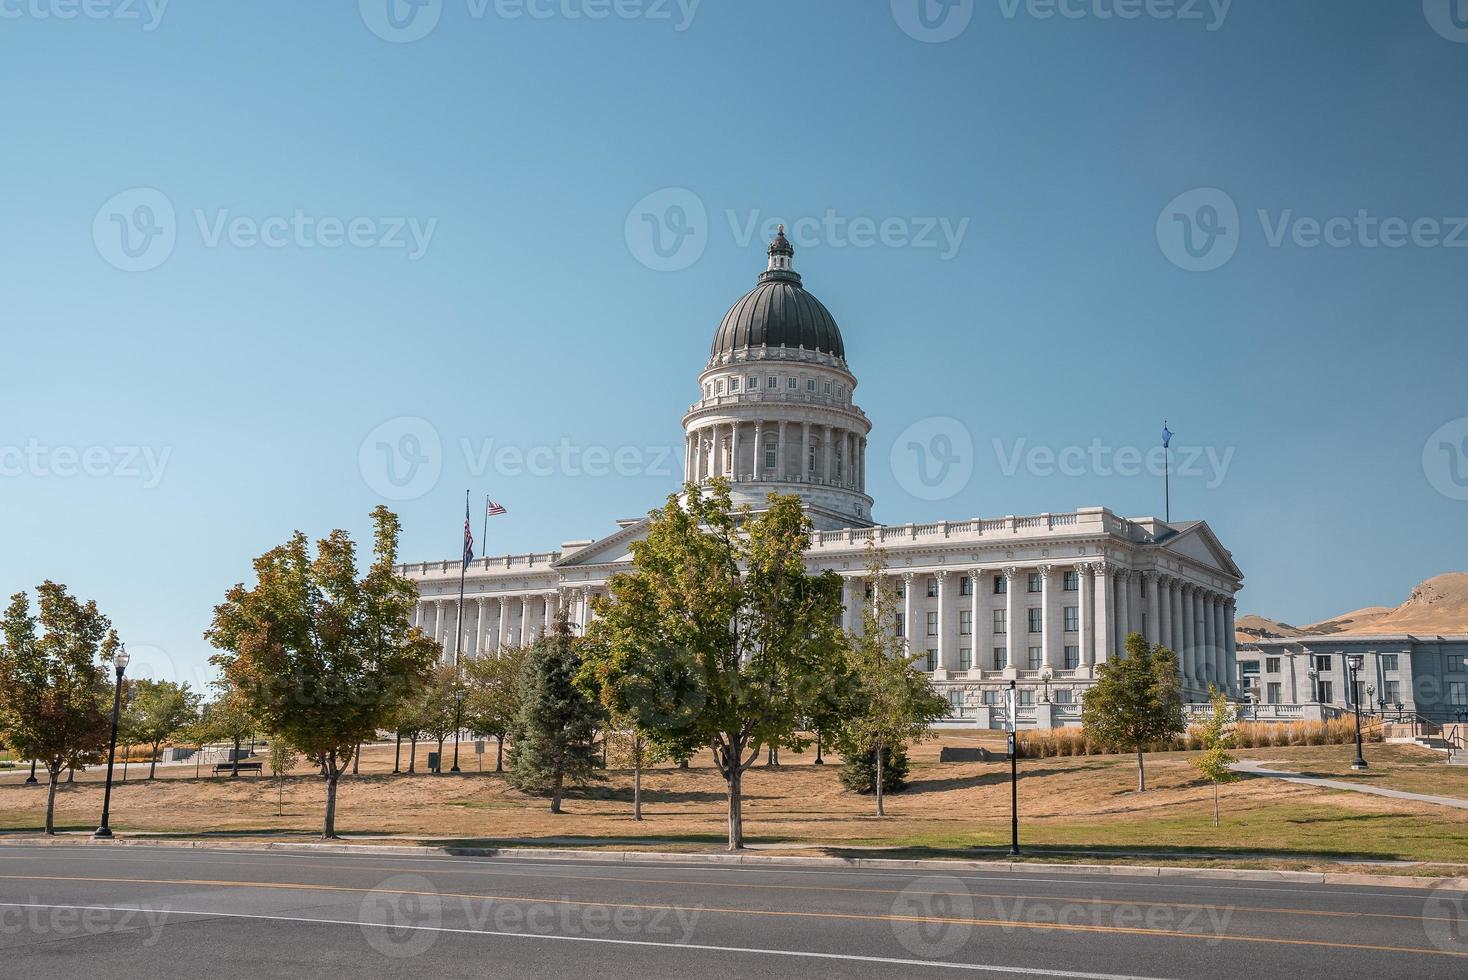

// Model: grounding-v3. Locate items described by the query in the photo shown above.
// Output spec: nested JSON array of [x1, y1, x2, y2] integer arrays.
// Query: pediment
[[554, 517, 650, 569], [1158, 521, 1243, 581]]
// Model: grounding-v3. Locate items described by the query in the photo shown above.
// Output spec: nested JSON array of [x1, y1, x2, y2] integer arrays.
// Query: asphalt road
[[0, 844, 1465, 979]]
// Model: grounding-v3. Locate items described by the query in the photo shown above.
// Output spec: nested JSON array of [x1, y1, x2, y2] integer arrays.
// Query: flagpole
[[454, 489, 468, 668], [482, 494, 490, 569], [1163, 420, 1171, 524]]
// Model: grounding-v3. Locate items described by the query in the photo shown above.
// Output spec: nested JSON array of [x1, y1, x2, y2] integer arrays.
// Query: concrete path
[[1231, 760, 1468, 810]]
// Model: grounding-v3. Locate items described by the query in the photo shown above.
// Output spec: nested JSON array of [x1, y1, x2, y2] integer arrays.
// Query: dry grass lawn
[[4, 735, 1467, 872]]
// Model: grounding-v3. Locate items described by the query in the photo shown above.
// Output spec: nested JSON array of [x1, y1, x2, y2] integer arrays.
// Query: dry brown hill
[[1239, 573, 1468, 645]]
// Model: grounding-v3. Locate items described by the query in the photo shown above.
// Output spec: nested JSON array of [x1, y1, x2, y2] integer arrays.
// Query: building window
[[746, 377, 757, 391], [716, 379, 725, 394], [730, 377, 740, 391], [927, 577, 939, 598], [1265, 657, 1280, 673], [1384, 680, 1400, 704], [704, 383, 712, 398], [896, 579, 906, 599], [983, 689, 1000, 706], [959, 610, 972, 636], [1064, 645, 1080, 670], [1267, 683, 1282, 705], [1028, 608, 1043, 633], [960, 575, 973, 597], [1451, 681, 1467, 706], [808, 442, 818, 473], [807, 379, 817, 392], [767, 375, 778, 389], [993, 610, 1006, 635], [823, 381, 832, 395], [925, 650, 938, 672], [1063, 570, 1079, 592], [837, 385, 846, 400], [993, 576, 1007, 595], [1381, 654, 1399, 672], [764, 442, 777, 469], [1019, 689, 1036, 707], [1055, 689, 1074, 704], [1318, 680, 1334, 703], [1063, 606, 1079, 632], [1314, 655, 1333, 673], [993, 647, 1005, 670], [787, 377, 798, 389], [1027, 647, 1043, 670], [1027, 573, 1042, 593], [958, 647, 972, 670], [947, 689, 963, 712], [1241, 662, 1260, 676], [895, 613, 905, 638], [926, 611, 938, 637]]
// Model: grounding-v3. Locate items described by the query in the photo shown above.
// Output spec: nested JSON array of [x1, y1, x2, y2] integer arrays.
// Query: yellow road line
[[0, 873, 1461, 960]]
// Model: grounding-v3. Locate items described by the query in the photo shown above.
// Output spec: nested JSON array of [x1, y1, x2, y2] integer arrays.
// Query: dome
[[710, 227, 845, 360]]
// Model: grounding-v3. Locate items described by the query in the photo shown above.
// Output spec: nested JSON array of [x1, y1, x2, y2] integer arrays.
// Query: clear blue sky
[[4, 2, 1467, 689]]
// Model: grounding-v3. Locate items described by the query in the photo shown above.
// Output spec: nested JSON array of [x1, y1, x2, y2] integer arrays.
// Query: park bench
[[212, 762, 264, 775]]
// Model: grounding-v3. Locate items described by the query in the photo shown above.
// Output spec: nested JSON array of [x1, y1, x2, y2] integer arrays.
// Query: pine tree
[[1081, 631, 1185, 792], [508, 615, 604, 813]]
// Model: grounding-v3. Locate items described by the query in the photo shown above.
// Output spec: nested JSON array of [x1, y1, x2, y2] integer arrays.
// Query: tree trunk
[[45, 769, 60, 835], [726, 764, 744, 850], [496, 735, 504, 772], [1213, 783, 1220, 827], [1136, 748, 1146, 792], [393, 731, 402, 773], [149, 741, 160, 779], [875, 743, 886, 817], [66, 766, 74, 784], [231, 737, 241, 778], [633, 743, 643, 822], [550, 771, 564, 814], [323, 769, 340, 840], [352, 740, 361, 776], [409, 736, 417, 773]]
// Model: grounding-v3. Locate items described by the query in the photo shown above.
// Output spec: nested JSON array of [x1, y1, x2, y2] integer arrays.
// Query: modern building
[[401, 231, 1245, 728]]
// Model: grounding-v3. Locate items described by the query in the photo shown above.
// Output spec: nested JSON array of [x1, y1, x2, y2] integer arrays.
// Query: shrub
[[840, 744, 909, 794]]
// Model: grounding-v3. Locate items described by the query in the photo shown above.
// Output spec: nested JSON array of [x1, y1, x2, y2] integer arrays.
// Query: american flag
[[485, 499, 507, 517], [462, 496, 475, 563]]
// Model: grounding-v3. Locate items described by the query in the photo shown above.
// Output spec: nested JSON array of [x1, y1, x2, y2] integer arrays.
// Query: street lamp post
[[1039, 665, 1053, 704], [1246, 691, 1257, 722], [1007, 679, 1019, 857], [1306, 665, 1319, 704], [449, 685, 465, 773], [94, 645, 130, 839], [1347, 655, 1368, 771]]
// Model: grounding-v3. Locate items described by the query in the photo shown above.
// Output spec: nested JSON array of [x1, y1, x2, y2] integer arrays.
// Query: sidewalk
[[1231, 760, 1468, 810]]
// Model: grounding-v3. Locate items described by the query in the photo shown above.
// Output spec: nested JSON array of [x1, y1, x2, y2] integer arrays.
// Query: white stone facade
[[401, 237, 1244, 728]]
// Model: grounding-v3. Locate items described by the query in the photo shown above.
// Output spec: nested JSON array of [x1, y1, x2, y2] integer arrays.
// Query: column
[[1157, 576, 1172, 653], [969, 567, 983, 675], [800, 423, 811, 481], [1202, 592, 1217, 690], [519, 596, 531, 647], [412, 602, 423, 629], [1115, 571, 1131, 653], [497, 597, 509, 651], [581, 586, 593, 628], [935, 570, 950, 672], [1078, 564, 1094, 669], [823, 424, 834, 482], [1181, 587, 1196, 687], [731, 423, 742, 481], [711, 426, 723, 478], [1145, 572, 1161, 646], [842, 576, 858, 633], [858, 437, 866, 491], [1039, 565, 1058, 669], [1092, 563, 1113, 664], [1170, 578, 1185, 657], [753, 421, 764, 480], [777, 421, 787, 480], [1004, 566, 1020, 671], [471, 597, 486, 655], [1211, 594, 1226, 691], [1224, 599, 1238, 696], [902, 573, 914, 654]]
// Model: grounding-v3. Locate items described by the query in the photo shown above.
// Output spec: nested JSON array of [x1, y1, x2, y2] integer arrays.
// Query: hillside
[[1239, 573, 1468, 644]]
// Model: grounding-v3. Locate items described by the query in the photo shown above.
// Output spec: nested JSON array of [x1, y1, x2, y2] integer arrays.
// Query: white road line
[[0, 901, 1178, 980]]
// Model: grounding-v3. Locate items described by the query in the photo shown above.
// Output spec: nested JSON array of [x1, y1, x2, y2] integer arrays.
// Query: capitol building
[[401, 231, 1245, 728]]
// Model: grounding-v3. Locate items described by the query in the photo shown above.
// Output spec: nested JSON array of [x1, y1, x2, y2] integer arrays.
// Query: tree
[[832, 548, 947, 816], [206, 506, 439, 838], [581, 480, 847, 850], [127, 679, 201, 779], [462, 644, 529, 772], [1081, 631, 1186, 792], [508, 616, 604, 813], [411, 664, 463, 772], [195, 682, 257, 778], [269, 739, 300, 817], [1193, 685, 1239, 827], [0, 584, 117, 835]]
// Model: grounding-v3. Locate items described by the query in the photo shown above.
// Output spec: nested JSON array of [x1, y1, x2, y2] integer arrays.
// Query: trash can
[[427, 751, 440, 773]]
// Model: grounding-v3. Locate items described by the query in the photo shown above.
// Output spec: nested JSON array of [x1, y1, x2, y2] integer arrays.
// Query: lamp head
[[114, 645, 129, 675]]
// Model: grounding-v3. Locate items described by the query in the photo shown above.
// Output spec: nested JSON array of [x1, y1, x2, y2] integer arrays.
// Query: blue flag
[[1162, 425, 1174, 449]]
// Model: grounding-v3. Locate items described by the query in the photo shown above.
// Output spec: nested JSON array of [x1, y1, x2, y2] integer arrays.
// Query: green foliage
[[0, 583, 118, 833], [1193, 685, 1240, 827], [839, 744, 910, 795], [462, 643, 529, 742], [206, 506, 438, 837], [579, 479, 847, 849], [1080, 631, 1185, 792], [831, 546, 948, 815], [125, 678, 201, 777], [509, 616, 605, 812]]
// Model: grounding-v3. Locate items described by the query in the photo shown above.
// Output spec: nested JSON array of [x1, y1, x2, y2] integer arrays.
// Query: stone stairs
[[1450, 750, 1468, 767]]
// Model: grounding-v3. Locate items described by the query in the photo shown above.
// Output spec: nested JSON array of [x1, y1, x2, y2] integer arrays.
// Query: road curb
[[3, 837, 1464, 890]]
